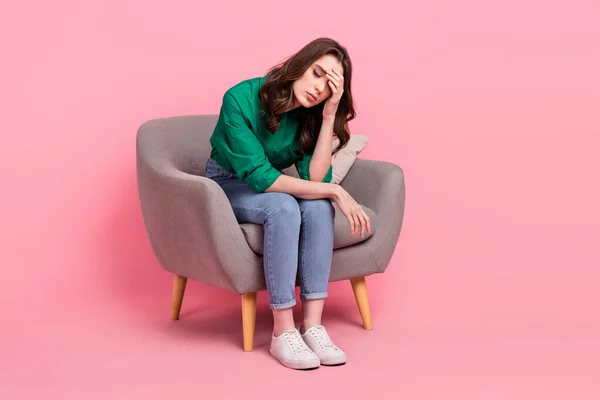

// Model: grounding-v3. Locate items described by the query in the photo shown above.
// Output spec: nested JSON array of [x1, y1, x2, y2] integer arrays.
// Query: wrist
[[322, 115, 335, 124], [325, 183, 340, 200]]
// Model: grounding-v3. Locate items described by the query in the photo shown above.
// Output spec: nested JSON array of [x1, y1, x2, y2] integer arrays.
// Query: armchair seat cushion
[[238, 203, 377, 255]]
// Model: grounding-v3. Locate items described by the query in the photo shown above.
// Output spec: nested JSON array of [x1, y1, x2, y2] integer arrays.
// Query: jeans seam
[[297, 200, 334, 299], [270, 299, 297, 310], [299, 209, 309, 295], [301, 292, 328, 300], [234, 205, 295, 308], [266, 215, 276, 307], [231, 204, 279, 304]]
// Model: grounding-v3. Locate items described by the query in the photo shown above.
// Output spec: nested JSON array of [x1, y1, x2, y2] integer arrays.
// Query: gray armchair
[[136, 115, 405, 351]]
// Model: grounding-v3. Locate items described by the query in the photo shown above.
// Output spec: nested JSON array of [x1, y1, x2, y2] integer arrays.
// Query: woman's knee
[[298, 199, 335, 219], [266, 193, 301, 224]]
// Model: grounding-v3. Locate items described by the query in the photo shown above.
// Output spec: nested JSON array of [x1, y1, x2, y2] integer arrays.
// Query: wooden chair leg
[[241, 292, 257, 352], [350, 277, 373, 330], [171, 274, 188, 320]]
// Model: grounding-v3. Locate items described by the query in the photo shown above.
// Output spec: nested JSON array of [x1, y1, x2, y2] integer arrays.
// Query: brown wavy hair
[[258, 37, 356, 156]]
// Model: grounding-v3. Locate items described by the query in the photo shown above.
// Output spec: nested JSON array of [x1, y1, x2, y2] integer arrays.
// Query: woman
[[205, 37, 371, 370]]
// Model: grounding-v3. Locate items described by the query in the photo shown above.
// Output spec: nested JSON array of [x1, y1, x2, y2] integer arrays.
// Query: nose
[[315, 80, 326, 94]]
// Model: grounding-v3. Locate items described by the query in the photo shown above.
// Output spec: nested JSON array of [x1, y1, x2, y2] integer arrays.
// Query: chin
[[293, 95, 306, 108]]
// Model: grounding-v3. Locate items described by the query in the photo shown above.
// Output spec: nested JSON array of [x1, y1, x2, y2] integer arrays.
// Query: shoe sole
[[312, 353, 347, 366], [269, 348, 321, 370], [318, 354, 348, 366], [321, 361, 347, 366]]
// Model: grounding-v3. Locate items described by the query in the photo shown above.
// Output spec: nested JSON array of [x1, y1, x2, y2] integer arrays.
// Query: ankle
[[300, 322, 320, 334], [274, 323, 297, 337], [272, 308, 296, 337], [273, 328, 290, 337]]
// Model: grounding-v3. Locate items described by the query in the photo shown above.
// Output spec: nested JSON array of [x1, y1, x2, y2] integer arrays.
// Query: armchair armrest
[[340, 158, 406, 272], [136, 140, 261, 294]]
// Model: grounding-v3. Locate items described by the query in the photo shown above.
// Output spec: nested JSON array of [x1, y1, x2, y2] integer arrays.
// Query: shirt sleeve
[[217, 92, 282, 192], [295, 151, 333, 183]]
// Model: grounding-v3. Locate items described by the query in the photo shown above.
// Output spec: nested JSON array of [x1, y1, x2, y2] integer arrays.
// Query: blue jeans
[[205, 158, 335, 310]]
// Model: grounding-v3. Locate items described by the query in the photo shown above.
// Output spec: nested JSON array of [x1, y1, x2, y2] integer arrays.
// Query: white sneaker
[[269, 328, 321, 370], [301, 325, 347, 366]]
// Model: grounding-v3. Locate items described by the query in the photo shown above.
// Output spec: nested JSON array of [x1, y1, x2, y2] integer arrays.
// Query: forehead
[[312, 54, 343, 72]]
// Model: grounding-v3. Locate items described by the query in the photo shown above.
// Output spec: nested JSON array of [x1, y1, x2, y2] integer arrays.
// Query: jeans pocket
[[205, 158, 235, 180]]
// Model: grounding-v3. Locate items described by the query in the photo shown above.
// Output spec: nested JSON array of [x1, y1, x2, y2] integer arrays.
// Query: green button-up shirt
[[209, 75, 333, 193]]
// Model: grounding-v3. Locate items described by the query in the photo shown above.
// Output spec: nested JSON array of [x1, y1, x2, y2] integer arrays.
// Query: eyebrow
[[315, 64, 328, 74]]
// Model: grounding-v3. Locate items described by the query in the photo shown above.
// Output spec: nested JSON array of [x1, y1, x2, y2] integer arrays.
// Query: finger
[[347, 215, 355, 236], [330, 68, 344, 81], [327, 68, 340, 78], [326, 74, 340, 89], [359, 210, 370, 236], [344, 209, 355, 236], [351, 212, 360, 237], [357, 208, 369, 234], [357, 212, 367, 238], [328, 81, 338, 93], [355, 209, 365, 238], [328, 82, 342, 99], [363, 210, 371, 233], [342, 208, 355, 233], [326, 74, 341, 89], [326, 72, 340, 83]]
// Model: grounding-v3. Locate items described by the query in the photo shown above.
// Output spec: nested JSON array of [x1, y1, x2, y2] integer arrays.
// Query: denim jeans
[[205, 158, 335, 310]]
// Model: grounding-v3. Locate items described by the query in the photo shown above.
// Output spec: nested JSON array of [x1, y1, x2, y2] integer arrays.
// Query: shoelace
[[284, 331, 313, 354], [310, 326, 337, 349]]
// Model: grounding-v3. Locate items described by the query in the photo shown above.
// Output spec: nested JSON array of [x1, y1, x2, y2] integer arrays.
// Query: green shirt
[[209, 74, 333, 193]]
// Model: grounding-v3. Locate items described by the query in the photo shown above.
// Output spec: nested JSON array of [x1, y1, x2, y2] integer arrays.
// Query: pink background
[[2, 1, 599, 398]]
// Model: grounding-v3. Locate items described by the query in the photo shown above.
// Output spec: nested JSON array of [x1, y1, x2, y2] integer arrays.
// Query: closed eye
[[313, 69, 321, 78]]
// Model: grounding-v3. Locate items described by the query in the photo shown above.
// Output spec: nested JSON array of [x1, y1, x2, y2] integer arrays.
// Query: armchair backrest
[[136, 115, 219, 176]]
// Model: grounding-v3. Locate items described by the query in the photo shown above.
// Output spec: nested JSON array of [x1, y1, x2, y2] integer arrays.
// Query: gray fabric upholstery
[[136, 115, 405, 295]]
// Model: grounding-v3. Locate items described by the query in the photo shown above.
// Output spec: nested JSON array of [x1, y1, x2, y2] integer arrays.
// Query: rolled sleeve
[[218, 92, 282, 192], [295, 152, 333, 183]]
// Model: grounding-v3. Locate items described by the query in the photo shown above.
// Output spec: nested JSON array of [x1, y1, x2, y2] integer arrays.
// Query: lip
[[307, 92, 317, 102]]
